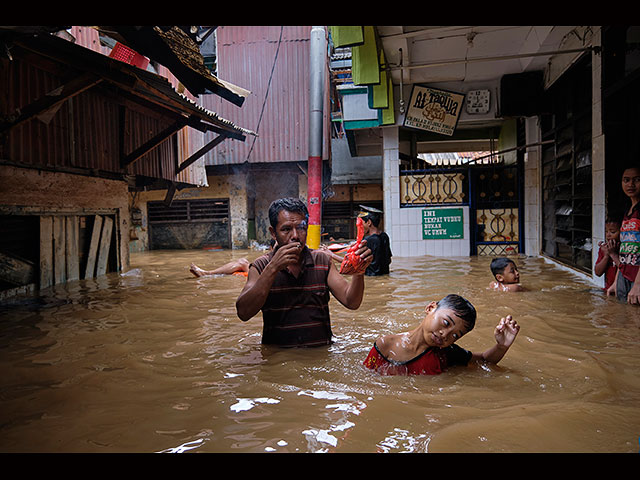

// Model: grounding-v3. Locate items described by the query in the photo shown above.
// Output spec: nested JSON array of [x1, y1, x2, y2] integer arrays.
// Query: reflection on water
[[1, 249, 640, 452]]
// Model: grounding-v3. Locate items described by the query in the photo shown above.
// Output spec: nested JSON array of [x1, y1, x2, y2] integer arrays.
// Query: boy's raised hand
[[494, 315, 519, 348]]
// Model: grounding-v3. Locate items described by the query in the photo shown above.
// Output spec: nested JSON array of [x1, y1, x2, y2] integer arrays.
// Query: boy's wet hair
[[268, 197, 309, 229], [490, 257, 516, 279], [436, 294, 476, 331]]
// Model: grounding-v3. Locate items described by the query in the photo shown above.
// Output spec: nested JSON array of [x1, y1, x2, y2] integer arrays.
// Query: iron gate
[[400, 161, 523, 255]]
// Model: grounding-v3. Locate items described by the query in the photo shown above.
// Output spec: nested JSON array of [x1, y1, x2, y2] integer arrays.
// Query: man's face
[[271, 210, 308, 248]]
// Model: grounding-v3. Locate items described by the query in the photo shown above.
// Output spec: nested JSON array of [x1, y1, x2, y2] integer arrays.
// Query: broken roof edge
[[92, 26, 252, 107]]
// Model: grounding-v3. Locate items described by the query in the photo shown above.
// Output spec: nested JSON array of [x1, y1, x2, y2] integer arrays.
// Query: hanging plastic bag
[[339, 217, 368, 275]]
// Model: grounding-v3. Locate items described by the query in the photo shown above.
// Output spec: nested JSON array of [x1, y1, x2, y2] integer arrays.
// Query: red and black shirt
[[363, 342, 472, 375]]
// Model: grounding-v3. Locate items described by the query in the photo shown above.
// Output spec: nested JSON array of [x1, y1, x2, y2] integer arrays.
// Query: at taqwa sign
[[403, 85, 465, 136]]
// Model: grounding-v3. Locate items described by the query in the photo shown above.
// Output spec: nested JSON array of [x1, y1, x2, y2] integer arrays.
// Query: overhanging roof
[[1, 31, 256, 141], [93, 25, 251, 106]]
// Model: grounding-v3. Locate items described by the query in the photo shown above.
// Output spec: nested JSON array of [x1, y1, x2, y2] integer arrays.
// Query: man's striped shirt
[[251, 247, 333, 347]]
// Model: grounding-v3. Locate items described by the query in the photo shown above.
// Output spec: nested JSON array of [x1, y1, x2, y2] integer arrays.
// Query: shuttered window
[[148, 199, 229, 224]]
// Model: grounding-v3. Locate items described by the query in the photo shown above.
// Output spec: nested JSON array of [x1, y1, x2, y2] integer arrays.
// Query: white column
[[524, 116, 541, 256], [382, 126, 403, 256], [591, 27, 606, 288]]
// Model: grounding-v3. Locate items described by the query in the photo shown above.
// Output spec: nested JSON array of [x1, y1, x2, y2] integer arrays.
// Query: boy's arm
[[470, 315, 519, 364], [606, 271, 618, 296], [326, 240, 372, 310]]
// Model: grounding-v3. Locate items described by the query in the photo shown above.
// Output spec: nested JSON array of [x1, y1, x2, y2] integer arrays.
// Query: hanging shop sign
[[403, 85, 465, 136], [422, 207, 464, 239]]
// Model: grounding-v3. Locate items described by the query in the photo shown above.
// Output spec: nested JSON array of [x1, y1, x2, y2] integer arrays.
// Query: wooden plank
[[40, 215, 53, 288], [65, 215, 80, 282], [85, 215, 103, 279], [176, 133, 227, 173], [53, 216, 66, 285], [120, 118, 187, 168], [96, 216, 113, 277]]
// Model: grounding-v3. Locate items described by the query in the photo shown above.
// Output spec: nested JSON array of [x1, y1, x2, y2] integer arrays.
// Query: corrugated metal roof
[[2, 29, 255, 187], [198, 26, 330, 165]]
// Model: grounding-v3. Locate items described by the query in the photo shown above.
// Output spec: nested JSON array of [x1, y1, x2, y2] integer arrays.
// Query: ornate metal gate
[[469, 163, 523, 255], [400, 161, 523, 256]]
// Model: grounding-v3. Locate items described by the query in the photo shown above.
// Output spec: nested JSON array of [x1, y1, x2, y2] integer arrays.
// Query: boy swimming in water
[[489, 257, 525, 292], [363, 294, 519, 375]]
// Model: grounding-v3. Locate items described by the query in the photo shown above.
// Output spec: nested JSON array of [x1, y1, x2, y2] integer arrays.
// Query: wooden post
[[40, 215, 53, 288], [85, 215, 103, 279], [53, 216, 66, 285], [65, 215, 80, 282], [96, 216, 113, 277]]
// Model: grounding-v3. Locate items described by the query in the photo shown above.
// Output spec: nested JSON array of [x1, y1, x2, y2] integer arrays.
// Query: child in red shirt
[[363, 294, 519, 375], [594, 217, 620, 294]]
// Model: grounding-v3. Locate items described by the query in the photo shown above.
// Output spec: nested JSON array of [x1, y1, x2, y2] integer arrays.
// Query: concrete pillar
[[524, 116, 541, 256], [591, 26, 606, 288], [382, 126, 401, 256]]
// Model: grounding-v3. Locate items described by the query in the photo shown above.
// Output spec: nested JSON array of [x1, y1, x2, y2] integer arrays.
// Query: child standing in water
[[594, 216, 621, 295], [363, 294, 519, 375], [616, 165, 640, 304], [489, 257, 525, 292]]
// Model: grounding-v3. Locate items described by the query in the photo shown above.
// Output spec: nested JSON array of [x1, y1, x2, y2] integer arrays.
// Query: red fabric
[[363, 345, 445, 375], [339, 217, 368, 274], [596, 246, 617, 290]]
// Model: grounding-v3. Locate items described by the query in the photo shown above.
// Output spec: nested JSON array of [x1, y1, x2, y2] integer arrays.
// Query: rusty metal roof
[[6, 31, 256, 140]]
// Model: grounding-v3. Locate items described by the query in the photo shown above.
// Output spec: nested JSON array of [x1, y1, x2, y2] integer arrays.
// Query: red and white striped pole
[[307, 26, 326, 250]]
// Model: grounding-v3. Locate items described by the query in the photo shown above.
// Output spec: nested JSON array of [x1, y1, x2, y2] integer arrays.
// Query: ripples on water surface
[[1, 249, 640, 453]]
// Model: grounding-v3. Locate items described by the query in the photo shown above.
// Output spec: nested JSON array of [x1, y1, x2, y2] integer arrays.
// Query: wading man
[[236, 197, 372, 347]]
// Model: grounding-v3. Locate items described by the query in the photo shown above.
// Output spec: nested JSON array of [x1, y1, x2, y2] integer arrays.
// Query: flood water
[[1, 248, 640, 453]]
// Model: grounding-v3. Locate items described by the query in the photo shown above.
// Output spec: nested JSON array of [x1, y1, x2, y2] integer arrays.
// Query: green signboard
[[422, 207, 464, 239]]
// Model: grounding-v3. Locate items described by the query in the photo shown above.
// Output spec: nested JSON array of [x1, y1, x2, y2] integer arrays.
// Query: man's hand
[[269, 242, 303, 271], [353, 239, 373, 273]]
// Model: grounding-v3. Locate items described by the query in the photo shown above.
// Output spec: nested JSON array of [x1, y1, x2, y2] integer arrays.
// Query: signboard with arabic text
[[403, 85, 465, 136]]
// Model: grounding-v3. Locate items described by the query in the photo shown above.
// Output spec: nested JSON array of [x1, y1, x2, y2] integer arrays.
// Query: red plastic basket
[[109, 42, 149, 70]]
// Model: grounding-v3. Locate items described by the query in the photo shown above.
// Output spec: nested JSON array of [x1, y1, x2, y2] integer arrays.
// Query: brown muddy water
[[1, 249, 640, 453]]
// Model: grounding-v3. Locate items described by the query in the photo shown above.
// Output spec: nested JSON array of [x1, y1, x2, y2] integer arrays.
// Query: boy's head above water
[[490, 257, 520, 284], [434, 293, 477, 336]]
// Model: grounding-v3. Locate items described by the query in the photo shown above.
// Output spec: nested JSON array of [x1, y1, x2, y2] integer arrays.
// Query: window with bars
[[148, 199, 229, 224]]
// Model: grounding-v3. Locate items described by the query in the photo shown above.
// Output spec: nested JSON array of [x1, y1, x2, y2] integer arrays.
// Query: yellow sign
[[404, 85, 465, 136]]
